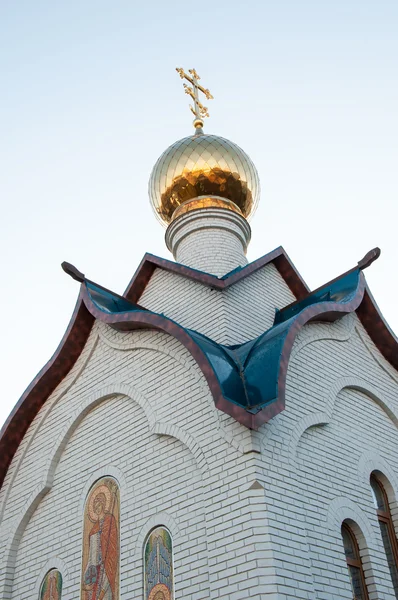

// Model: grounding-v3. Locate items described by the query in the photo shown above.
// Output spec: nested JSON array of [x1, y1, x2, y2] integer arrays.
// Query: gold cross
[[176, 67, 214, 128]]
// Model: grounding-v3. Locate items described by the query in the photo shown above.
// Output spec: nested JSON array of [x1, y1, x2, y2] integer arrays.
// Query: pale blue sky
[[1, 0, 397, 428]]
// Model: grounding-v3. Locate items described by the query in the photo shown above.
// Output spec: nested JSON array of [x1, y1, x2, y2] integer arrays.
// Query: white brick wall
[[138, 262, 295, 345], [255, 314, 398, 599], [1, 260, 398, 600], [0, 320, 262, 600]]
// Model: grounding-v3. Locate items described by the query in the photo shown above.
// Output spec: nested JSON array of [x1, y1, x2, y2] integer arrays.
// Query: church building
[[1, 68, 398, 600]]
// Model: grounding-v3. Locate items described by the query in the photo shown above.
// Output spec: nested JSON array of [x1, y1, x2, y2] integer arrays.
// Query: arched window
[[39, 569, 62, 600], [370, 475, 398, 598], [144, 527, 173, 600], [341, 523, 369, 600], [81, 477, 120, 600]]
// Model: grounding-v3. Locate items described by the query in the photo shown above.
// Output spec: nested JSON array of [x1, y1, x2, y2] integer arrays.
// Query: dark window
[[341, 523, 369, 600], [370, 475, 398, 598]]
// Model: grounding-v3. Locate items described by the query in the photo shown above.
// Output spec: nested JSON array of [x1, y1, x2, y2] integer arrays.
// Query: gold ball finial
[[193, 117, 204, 132]]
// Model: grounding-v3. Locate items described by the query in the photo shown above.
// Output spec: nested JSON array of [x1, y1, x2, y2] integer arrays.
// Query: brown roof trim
[[0, 292, 94, 488], [357, 286, 398, 371], [124, 246, 310, 303]]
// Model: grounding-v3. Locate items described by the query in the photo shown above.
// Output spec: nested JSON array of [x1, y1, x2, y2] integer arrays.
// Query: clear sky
[[0, 0, 397, 429]]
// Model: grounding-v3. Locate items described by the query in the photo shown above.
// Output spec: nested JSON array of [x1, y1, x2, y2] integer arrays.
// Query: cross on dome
[[176, 67, 214, 130]]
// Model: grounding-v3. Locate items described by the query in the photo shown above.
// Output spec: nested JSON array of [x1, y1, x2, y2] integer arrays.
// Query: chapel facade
[[1, 69, 398, 600]]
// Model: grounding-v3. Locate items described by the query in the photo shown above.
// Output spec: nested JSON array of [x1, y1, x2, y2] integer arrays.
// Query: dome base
[[165, 206, 251, 278], [172, 196, 243, 221]]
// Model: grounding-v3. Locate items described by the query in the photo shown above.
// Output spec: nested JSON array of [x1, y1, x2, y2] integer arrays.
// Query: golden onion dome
[[148, 131, 260, 226]]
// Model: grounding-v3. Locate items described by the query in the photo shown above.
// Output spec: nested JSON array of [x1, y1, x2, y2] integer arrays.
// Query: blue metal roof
[[86, 267, 362, 415]]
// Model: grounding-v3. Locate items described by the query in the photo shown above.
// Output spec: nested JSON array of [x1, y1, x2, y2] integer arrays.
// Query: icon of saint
[[82, 482, 119, 600], [41, 570, 62, 600], [145, 528, 173, 600]]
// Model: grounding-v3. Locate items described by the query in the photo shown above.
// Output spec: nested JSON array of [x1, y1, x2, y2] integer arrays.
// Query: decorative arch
[[43, 384, 211, 492], [288, 411, 329, 465], [288, 379, 398, 470], [150, 421, 208, 474], [97, 328, 245, 453], [357, 451, 398, 498], [289, 311, 356, 364], [327, 497, 378, 550], [98, 326, 207, 386], [44, 384, 156, 489], [135, 513, 181, 557], [356, 324, 398, 385], [33, 558, 68, 599], [320, 377, 398, 427]]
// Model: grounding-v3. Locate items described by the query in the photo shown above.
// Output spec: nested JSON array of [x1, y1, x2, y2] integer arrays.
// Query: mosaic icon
[[144, 527, 173, 600], [40, 569, 62, 600], [81, 477, 120, 600]]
